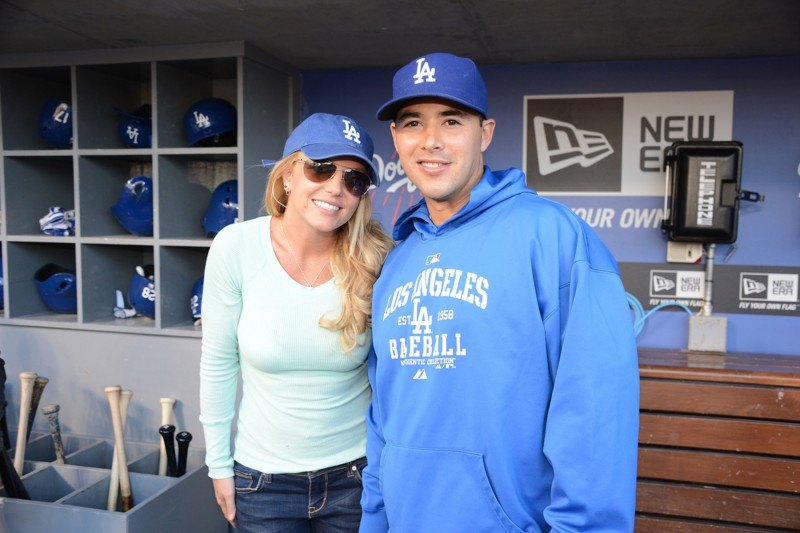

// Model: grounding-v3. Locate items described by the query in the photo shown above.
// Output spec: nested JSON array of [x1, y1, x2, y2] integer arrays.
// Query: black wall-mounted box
[[661, 141, 743, 243]]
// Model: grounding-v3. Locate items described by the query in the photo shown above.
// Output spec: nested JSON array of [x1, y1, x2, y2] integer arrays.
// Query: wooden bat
[[158, 424, 178, 477], [13, 372, 37, 475], [176, 431, 192, 477], [41, 404, 65, 464], [107, 389, 132, 511], [158, 398, 176, 476], [25, 376, 49, 443], [105, 386, 132, 511]]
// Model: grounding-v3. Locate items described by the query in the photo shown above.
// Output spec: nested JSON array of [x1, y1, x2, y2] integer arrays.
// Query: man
[[360, 52, 640, 532]]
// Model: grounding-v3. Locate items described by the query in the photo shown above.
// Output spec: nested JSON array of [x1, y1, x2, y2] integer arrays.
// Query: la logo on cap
[[413, 57, 436, 84], [342, 119, 361, 144]]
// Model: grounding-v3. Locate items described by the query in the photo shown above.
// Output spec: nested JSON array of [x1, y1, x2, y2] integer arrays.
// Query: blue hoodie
[[361, 167, 639, 532]]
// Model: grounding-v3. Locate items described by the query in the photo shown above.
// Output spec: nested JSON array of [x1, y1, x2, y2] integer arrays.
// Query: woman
[[199, 112, 393, 532]]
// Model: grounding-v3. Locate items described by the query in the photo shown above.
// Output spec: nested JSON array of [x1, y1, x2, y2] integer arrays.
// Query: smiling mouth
[[313, 199, 341, 212], [420, 161, 447, 169]]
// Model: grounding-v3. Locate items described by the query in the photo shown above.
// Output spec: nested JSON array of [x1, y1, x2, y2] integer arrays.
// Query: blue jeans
[[233, 458, 366, 532]]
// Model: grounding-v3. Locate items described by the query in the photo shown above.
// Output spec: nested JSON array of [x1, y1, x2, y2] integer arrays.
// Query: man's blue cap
[[281, 112, 378, 184], [376, 53, 488, 121]]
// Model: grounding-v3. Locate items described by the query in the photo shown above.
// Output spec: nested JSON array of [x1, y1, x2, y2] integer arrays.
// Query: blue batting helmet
[[117, 105, 152, 148], [39, 98, 73, 149], [111, 175, 154, 236], [190, 276, 203, 320], [202, 180, 238, 238], [34, 263, 77, 314], [184, 98, 236, 147], [129, 265, 156, 319]]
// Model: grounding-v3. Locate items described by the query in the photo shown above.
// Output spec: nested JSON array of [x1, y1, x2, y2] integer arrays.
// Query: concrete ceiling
[[1, 0, 799, 70]]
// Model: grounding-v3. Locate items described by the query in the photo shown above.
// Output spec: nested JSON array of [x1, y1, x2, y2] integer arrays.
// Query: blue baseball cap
[[281, 113, 378, 184], [376, 53, 488, 121]]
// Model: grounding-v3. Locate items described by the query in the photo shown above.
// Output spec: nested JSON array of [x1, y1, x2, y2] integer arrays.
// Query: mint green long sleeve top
[[199, 216, 371, 479]]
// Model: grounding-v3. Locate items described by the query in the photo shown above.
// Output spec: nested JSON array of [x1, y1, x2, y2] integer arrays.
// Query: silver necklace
[[279, 219, 329, 288]]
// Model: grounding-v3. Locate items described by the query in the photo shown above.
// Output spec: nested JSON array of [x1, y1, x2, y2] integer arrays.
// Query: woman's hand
[[212, 476, 236, 528]]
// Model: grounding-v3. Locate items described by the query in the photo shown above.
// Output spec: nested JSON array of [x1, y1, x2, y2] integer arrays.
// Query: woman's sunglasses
[[295, 159, 372, 197]]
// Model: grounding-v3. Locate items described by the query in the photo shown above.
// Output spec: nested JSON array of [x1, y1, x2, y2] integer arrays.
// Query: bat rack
[[0, 429, 225, 532]]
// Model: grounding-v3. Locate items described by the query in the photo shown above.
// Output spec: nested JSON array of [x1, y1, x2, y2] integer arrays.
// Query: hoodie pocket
[[380, 444, 525, 533]]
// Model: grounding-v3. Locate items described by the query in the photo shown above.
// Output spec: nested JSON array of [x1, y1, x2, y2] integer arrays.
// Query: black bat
[[26, 377, 49, 442], [158, 425, 178, 477], [176, 431, 192, 476], [0, 428, 29, 499], [0, 355, 10, 450], [0, 403, 9, 451]]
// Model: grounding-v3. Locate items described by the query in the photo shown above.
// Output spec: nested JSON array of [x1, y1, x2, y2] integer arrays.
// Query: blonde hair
[[264, 154, 394, 352]]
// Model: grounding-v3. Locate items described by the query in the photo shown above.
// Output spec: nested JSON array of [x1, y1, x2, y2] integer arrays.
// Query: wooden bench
[[636, 349, 800, 532]]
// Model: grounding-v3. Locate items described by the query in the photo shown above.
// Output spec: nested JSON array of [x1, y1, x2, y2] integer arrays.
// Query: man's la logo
[[342, 119, 361, 144], [413, 57, 436, 84]]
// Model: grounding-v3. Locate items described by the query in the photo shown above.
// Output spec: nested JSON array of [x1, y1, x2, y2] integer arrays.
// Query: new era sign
[[739, 273, 798, 302], [649, 270, 705, 299], [524, 91, 733, 195]]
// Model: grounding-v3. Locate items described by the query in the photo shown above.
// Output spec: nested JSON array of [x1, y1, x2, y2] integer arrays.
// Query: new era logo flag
[[525, 96, 623, 192], [533, 116, 614, 175]]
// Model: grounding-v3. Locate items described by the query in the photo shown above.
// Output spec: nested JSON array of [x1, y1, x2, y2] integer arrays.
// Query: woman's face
[[282, 152, 365, 235]]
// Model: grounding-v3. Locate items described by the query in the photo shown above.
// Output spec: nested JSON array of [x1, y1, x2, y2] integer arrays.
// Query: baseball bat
[[0, 443, 29, 499], [158, 424, 178, 477], [25, 376, 49, 443], [0, 403, 10, 451], [176, 431, 192, 477], [105, 386, 132, 511], [107, 389, 132, 511], [0, 357, 11, 450], [41, 404, 65, 464], [158, 398, 176, 476], [13, 372, 37, 475]]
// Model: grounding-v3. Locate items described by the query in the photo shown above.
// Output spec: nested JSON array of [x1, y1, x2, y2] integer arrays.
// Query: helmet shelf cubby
[[155, 58, 238, 150], [75, 63, 152, 150], [3, 155, 74, 237], [0, 67, 72, 152], [78, 154, 155, 238], [159, 245, 207, 331], [158, 154, 237, 241], [80, 243, 155, 329], [4, 241, 77, 322]]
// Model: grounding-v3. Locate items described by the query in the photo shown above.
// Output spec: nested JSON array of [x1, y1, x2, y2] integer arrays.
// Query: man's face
[[391, 99, 495, 225]]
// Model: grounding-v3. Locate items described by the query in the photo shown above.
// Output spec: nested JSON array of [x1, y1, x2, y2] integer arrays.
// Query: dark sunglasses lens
[[344, 170, 371, 196], [303, 161, 336, 182]]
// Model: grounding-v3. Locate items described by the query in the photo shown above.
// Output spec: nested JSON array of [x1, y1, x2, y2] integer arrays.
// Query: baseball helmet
[[34, 263, 77, 314], [190, 276, 203, 320], [39, 206, 76, 236], [202, 180, 238, 238], [128, 265, 156, 319], [39, 97, 73, 149], [184, 98, 237, 147], [117, 105, 152, 148], [111, 175, 154, 236]]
